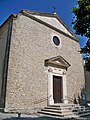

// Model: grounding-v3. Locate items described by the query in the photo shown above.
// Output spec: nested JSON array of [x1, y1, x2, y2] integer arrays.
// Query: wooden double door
[[53, 76, 63, 103]]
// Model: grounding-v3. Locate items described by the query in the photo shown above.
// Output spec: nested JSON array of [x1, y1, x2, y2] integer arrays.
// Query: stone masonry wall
[[85, 71, 90, 102], [5, 14, 85, 113]]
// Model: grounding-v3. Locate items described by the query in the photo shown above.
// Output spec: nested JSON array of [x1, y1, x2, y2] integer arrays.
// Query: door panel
[[53, 76, 63, 103]]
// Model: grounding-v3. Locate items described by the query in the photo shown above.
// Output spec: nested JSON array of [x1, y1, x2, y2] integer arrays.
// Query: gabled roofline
[[0, 10, 78, 42], [45, 55, 71, 69], [21, 10, 56, 17], [21, 10, 77, 39], [0, 14, 17, 29], [20, 10, 78, 42]]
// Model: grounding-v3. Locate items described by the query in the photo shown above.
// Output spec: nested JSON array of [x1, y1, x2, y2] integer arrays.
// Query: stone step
[[64, 115, 78, 118], [40, 107, 77, 117], [62, 112, 76, 116], [38, 111, 63, 117], [41, 108, 74, 114], [79, 112, 90, 117], [41, 108, 62, 113], [45, 106, 61, 110], [49, 104, 78, 107], [79, 109, 90, 114], [46, 106, 75, 111], [39, 110, 77, 117], [48, 104, 81, 110], [38, 104, 90, 118]]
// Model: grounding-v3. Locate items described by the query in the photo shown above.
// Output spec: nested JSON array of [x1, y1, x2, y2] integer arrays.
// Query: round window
[[53, 36, 60, 46]]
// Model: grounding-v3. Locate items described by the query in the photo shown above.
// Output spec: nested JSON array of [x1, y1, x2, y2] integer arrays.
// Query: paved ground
[[0, 112, 66, 120], [0, 112, 90, 120]]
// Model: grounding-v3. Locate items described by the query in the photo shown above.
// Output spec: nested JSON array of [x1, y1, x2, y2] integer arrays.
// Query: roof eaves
[[0, 14, 17, 29], [21, 10, 56, 18]]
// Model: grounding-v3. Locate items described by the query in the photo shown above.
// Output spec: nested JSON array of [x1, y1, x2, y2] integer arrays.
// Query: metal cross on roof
[[53, 6, 56, 14]]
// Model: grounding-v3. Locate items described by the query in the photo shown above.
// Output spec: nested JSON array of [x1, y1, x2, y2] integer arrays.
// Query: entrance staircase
[[38, 104, 90, 118]]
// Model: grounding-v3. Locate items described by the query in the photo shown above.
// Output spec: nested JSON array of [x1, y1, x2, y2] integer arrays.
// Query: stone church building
[[0, 10, 85, 113]]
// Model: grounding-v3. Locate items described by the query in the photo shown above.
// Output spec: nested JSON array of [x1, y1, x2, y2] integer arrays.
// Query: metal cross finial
[[53, 6, 56, 14]]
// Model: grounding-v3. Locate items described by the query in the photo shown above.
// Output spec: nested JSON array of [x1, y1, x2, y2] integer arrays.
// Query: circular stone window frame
[[51, 34, 61, 48]]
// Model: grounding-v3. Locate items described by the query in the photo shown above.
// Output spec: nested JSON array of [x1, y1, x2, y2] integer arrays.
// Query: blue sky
[[0, 0, 87, 47]]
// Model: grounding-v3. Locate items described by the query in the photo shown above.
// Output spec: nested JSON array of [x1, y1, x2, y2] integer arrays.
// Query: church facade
[[0, 10, 85, 113]]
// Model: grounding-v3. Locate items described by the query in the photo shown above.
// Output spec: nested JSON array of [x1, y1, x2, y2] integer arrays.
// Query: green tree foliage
[[72, 0, 90, 71]]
